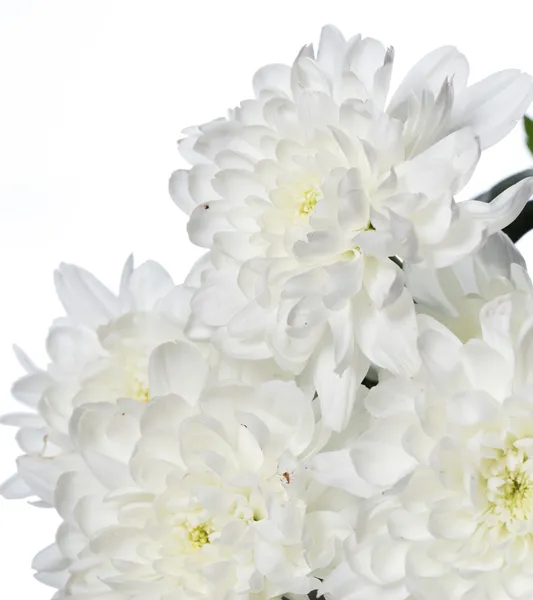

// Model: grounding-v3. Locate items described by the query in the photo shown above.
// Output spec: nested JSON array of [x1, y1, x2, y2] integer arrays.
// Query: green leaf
[[525, 115, 533, 156], [504, 202, 533, 243]]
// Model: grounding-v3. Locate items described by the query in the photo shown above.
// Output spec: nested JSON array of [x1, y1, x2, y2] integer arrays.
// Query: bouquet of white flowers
[[4, 25, 533, 600]]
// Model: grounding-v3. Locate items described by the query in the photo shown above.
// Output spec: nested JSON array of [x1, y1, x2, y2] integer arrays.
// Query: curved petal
[[54, 263, 121, 328], [169, 169, 196, 215], [253, 63, 292, 98], [0, 473, 33, 499], [451, 70, 533, 149], [191, 268, 246, 327], [317, 24, 347, 79], [188, 200, 232, 248], [389, 46, 469, 113], [396, 128, 480, 197], [312, 339, 368, 431], [353, 289, 420, 377], [363, 257, 404, 309], [461, 177, 533, 235], [125, 261, 175, 311], [311, 449, 378, 497], [347, 37, 388, 95], [148, 341, 208, 404]]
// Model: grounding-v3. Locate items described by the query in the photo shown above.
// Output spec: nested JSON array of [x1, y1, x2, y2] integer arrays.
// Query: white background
[[1, 1, 533, 597]]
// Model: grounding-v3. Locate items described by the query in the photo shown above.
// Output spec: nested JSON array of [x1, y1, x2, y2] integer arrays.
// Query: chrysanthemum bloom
[[170, 25, 533, 430], [35, 342, 360, 599], [2, 254, 291, 508], [0, 258, 202, 505], [321, 273, 533, 599]]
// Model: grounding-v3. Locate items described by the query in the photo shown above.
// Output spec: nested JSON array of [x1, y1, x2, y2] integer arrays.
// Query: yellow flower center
[[504, 472, 533, 518], [187, 523, 212, 549], [489, 469, 533, 522], [484, 443, 533, 525], [298, 187, 322, 217], [134, 380, 150, 403]]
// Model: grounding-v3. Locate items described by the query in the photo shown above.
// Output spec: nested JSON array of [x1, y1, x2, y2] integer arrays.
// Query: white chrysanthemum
[[1, 257, 285, 506], [0, 257, 185, 505], [321, 288, 533, 599], [170, 24, 533, 429], [35, 342, 359, 600]]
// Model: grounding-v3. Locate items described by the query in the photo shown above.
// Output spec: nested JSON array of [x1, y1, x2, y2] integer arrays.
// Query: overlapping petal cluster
[[170, 25, 533, 430], [321, 235, 533, 599], [2, 258, 187, 504], [38, 344, 359, 599], [4, 24, 533, 600]]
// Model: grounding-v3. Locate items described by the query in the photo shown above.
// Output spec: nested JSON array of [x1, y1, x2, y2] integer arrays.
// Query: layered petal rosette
[[36, 342, 360, 600], [170, 25, 533, 429], [1, 258, 285, 506], [1, 257, 185, 504], [4, 22, 533, 600], [322, 268, 533, 599]]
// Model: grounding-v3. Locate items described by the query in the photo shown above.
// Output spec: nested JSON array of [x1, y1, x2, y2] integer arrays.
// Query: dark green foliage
[[525, 116, 533, 156], [501, 201, 533, 244], [362, 375, 378, 389]]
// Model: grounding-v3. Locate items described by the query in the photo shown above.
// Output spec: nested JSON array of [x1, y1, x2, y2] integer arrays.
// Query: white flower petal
[[396, 128, 480, 197], [427, 210, 486, 268], [311, 449, 378, 497], [253, 63, 292, 98], [347, 37, 388, 96], [54, 263, 121, 328], [364, 378, 419, 418], [461, 177, 533, 235], [451, 70, 533, 149], [125, 261, 175, 311], [148, 341, 208, 404], [32, 543, 68, 573], [169, 169, 196, 215], [191, 268, 246, 328], [316, 25, 346, 79], [389, 46, 469, 114], [363, 257, 404, 309], [188, 200, 233, 248], [428, 504, 477, 540], [312, 342, 367, 431], [12, 344, 40, 374], [0, 412, 43, 428], [353, 289, 420, 376], [11, 373, 51, 408], [0, 473, 33, 499]]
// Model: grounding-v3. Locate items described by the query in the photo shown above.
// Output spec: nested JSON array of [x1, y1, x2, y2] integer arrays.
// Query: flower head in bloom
[[1, 257, 204, 505], [170, 25, 533, 430], [36, 342, 359, 599], [2, 257, 290, 506], [321, 285, 533, 599]]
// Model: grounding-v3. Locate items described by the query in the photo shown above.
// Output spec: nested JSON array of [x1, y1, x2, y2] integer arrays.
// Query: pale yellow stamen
[[489, 469, 533, 522], [484, 443, 533, 525], [187, 523, 211, 549], [504, 472, 533, 518], [134, 380, 150, 403], [298, 187, 322, 217]]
